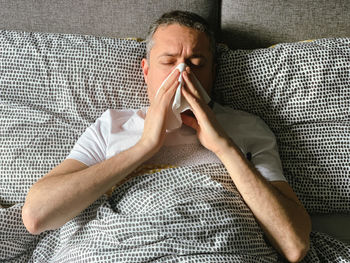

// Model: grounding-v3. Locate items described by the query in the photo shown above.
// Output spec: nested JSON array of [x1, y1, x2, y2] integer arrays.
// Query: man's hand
[[181, 67, 231, 155], [139, 68, 180, 153]]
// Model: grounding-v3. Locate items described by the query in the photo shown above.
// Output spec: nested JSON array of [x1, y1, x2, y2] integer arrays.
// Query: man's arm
[[22, 143, 156, 235], [215, 143, 311, 262], [22, 69, 181, 235], [181, 68, 311, 263]]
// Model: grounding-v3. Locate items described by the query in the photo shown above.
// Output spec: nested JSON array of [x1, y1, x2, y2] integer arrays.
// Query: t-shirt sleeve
[[66, 112, 110, 166], [248, 117, 287, 182]]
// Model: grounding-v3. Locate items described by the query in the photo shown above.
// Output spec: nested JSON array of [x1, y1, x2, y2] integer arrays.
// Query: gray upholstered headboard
[[0, 0, 220, 41], [0, 0, 349, 49], [220, 0, 350, 49]]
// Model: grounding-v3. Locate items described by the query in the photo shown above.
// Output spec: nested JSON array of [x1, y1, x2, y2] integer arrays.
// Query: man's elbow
[[283, 234, 310, 263], [285, 242, 310, 262], [22, 204, 44, 235], [284, 213, 312, 262]]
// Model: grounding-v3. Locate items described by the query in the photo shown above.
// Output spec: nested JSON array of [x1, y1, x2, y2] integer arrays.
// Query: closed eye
[[159, 60, 176, 66], [187, 58, 205, 68]]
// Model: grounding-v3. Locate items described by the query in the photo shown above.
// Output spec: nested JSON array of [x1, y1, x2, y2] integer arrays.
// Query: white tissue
[[155, 63, 211, 131]]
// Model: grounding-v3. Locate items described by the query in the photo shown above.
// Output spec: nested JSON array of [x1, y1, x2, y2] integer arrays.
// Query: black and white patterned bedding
[[0, 30, 350, 261], [1, 164, 349, 262], [215, 40, 350, 213]]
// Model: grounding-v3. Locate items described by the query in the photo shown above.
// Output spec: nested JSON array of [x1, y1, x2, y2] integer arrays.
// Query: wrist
[[135, 138, 160, 159], [214, 137, 241, 159]]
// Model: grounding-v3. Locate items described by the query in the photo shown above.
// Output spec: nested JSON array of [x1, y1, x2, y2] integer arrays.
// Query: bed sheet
[[1, 164, 350, 262]]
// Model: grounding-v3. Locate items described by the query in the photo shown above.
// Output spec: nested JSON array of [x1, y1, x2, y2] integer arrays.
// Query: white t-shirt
[[67, 103, 286, 182]]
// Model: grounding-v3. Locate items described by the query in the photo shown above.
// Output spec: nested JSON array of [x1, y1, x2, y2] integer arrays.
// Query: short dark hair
[[145, 10, 216, 63]]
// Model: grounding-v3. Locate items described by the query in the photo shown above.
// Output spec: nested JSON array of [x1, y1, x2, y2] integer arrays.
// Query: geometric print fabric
[[0, 30, 149, 206], [0, 30, 349, 214], [0, 30, 350, 262], [215, 39, 350, 213], [1, 164, 349, 262]]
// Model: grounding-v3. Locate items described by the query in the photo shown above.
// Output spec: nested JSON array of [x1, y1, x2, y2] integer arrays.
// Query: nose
[[178, 58, 186, 65], [176, 63, 187, 73]]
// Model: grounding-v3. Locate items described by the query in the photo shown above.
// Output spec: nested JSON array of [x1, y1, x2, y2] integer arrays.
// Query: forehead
[[150, 24, 211, 57]]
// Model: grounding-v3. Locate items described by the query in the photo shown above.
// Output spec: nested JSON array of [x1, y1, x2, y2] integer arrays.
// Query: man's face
[[141, 24, 215, 104]]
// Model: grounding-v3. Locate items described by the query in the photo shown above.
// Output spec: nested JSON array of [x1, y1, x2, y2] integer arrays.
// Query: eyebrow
[[157, 53, 206, 59]]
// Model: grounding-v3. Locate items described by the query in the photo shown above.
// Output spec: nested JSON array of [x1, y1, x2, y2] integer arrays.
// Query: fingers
[[181, 77, 209, 121], [163, 78, 180, 106], [152, 69, 180, 112], [182, 67, 203, 101], [156, 69, 180, 98], [181, 85, 207, 123], [141, 69, 182, 153]]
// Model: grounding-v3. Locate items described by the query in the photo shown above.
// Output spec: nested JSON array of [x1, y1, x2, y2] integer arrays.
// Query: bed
[[0, 0, 349, 262]]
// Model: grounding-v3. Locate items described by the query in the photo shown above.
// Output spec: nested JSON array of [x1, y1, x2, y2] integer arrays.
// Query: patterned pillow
[[0, 30, 349, 214], [0, 30, 148, 206], [215, 39, 350, 213]]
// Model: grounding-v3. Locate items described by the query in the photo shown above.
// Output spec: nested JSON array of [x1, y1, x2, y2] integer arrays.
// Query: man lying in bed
[[22, 11, 311, 262]]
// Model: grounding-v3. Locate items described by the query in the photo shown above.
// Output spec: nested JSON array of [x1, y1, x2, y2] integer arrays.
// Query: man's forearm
[[216, 141, 311, 262], [22, 142, 155, 235]]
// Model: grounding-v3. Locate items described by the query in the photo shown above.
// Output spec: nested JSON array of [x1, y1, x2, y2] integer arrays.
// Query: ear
[[141, 58, 149, 84]]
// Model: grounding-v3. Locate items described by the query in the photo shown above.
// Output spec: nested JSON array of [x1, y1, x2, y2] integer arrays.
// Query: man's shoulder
[[213, 102, 260, 122], [212, 102, 274, 135]]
